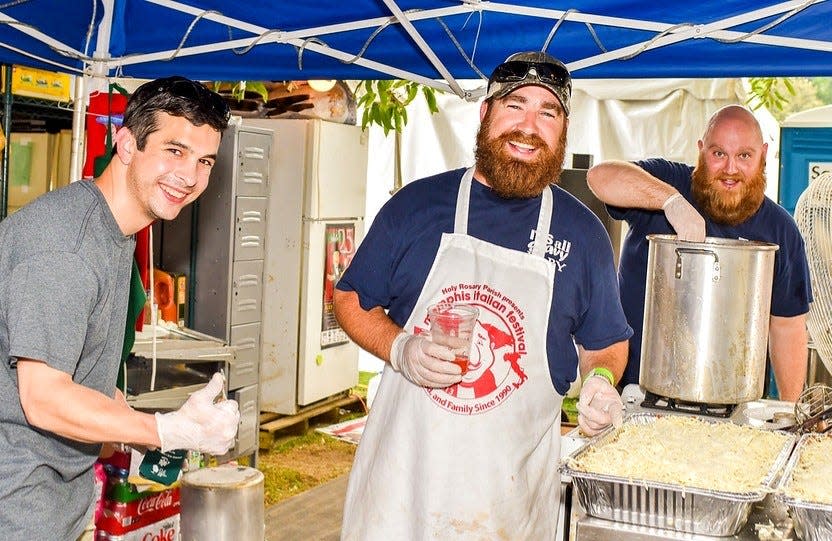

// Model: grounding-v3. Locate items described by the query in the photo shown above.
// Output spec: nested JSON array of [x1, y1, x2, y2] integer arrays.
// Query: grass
[[259, 431, 357, 506], [257, 372, 375, 506], [355, 369, 375, 396]]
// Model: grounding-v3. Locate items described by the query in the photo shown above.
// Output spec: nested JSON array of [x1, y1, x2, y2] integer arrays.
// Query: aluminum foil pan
[[559, 413, 796, 536], [776, 434, 832, 541]]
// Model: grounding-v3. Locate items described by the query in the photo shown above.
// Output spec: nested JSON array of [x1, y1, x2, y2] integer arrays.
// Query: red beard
[[691, 154, 766, 226], [474, 111, 567, 199]]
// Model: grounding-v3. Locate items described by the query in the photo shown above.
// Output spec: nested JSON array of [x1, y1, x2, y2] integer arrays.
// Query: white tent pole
[[69, 0, 115, 182], [480, 1, 831, 56], [91, 0, 114, 77], [147, 0, 469, 38], [480, 0, 818, 33], [130, 0, 471, 96], [566, 0, 828, 71], [121, 0, 832, 91], [0, 41, 81, 74], [567, 29, 702, 72], [108, 38, 456, 94], [380, 0, 465, 97], [69, 74, 86, 182], [135, 0, 832, 55], [0, 11, 85, 59]]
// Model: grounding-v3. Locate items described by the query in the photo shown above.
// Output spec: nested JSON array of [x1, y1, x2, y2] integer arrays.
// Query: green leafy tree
[[355, 80, 440, 193], [746, 77, 796, 115], [355, 80, 439, 135], [748, 77, 824, 122], [810, 77, 832, 104], [212, 81, 269, 102], [772, 78, 823, 122]]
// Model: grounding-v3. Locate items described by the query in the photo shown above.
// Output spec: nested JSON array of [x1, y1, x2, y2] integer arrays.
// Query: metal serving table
[[127, 326, 234, 410], [560, 394, 798, 541], [573, 496, 792, 540], [126, 325, 259, 462]]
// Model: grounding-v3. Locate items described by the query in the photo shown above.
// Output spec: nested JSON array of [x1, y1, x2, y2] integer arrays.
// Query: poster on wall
[[321, 223, 356, 348], [809, 162, 832, 183]]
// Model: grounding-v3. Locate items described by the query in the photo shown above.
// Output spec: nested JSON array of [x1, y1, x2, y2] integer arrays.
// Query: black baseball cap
[[486, 51, 572, 116]]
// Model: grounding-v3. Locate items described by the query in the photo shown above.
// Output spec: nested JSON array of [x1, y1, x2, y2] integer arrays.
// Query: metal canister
[[180, 465, 265, 541], [640, 235, 778, 404]]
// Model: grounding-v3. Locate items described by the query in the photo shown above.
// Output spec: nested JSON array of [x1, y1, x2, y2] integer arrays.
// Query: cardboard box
[[49, 129, 73, 189], [95, 485, 180, 540], [8, 132, 50, 208], [2, 65, 72, 102], [152, 269, 187, 327], [174, 272, 187, 327]]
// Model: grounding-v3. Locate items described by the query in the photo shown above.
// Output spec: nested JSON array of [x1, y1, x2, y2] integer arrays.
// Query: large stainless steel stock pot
[[640, 234, 778, 404]]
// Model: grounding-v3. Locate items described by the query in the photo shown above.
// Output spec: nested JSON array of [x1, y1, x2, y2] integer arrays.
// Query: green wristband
[[583, 367, 615, 386]]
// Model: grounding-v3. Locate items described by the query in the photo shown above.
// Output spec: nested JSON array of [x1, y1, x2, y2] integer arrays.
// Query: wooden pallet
[[259, 392, 366, 449]]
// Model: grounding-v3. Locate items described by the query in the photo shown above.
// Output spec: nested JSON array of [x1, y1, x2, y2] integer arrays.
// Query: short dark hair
[[122, 76, 230, 150]]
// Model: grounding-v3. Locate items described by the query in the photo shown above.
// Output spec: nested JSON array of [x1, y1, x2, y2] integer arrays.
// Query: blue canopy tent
[[1, 0, 832, 199], [2, 1, 832, 93]]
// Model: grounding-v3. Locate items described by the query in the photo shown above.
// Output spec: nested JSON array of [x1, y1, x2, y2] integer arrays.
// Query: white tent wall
[[569, 79, 745, 163], [366, 78, 779, 226], [359, 78, 780, 373]]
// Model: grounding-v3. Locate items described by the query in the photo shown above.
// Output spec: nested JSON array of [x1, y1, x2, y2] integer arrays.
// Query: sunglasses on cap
[[490, 60, 570, 88], [156, 78, 231, 122]]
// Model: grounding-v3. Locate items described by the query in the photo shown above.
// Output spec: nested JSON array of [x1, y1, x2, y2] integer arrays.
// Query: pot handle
[[674, 247, 720, 282]]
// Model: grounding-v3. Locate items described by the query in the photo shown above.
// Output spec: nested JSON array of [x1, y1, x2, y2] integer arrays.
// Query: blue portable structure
[[0, 2, 831, 95], [779, 105, 832, 216], [774, 104, 832, 398]]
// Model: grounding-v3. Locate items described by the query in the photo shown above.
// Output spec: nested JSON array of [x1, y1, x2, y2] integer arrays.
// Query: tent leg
[[0, 65, 10, 220], [69, 75, 87, 182]]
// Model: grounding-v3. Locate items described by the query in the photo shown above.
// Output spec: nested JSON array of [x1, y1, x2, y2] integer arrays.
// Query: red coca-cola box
[[95, 487, 180, 540]]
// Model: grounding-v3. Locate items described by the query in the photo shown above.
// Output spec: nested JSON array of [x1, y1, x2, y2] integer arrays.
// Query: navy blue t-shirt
[[608, 158, 813, 387], [337, 168, 632, 394]]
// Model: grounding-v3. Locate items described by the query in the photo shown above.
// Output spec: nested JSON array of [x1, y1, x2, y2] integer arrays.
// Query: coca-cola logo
[[142, 528, 175, 541], [137, 491, 175, 515]]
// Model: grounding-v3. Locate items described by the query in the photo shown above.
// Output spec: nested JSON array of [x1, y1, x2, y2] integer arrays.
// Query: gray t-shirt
[[0, 181, 135, 540]]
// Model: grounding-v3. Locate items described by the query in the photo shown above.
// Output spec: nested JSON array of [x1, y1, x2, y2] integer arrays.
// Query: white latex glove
[[577, 375, 624, 436], [389, 332, 463, 388], [663, 193, 706, 242], [155, 373, 240, 455]]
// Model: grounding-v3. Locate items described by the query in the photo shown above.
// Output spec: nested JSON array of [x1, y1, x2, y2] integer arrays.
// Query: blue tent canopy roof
[[0, 1, 831, 100]]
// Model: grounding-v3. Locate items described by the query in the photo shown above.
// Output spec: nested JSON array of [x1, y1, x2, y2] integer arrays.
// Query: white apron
[[342, 168, 563, 541]]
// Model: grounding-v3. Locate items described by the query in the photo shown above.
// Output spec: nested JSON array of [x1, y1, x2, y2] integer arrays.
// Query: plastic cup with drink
[[427, 302, 479, 375]]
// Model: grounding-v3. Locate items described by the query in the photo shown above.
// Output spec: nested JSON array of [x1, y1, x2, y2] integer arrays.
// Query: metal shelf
[[1, 65, 76, 219], [2, 95, 74, 123], [3, 94, 73, 111]]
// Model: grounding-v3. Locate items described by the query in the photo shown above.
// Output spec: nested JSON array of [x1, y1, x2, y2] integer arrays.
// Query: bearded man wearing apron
[[334, 52, 631, 540]]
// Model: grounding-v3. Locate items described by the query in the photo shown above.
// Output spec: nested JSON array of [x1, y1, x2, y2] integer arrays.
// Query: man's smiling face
[[474, 85, 568, 199], [125, 112, 221, 222]]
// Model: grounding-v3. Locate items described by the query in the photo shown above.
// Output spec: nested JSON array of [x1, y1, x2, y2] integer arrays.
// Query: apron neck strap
[[455, 167, 554, 257], [530, 187, 554, 257], [454, 168, 475, 234]]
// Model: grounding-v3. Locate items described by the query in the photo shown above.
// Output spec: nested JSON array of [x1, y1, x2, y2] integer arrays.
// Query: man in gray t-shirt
[[0, 76, 240, 540]]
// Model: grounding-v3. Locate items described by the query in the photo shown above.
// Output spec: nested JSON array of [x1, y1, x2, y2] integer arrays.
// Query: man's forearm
[[771, 354, 807, 402], [333, 288, 401, 362], [769, 314, 808, 402], [578, 340, 628, 382], [586, 160, 677, 210], [18, 360, 160, 446]]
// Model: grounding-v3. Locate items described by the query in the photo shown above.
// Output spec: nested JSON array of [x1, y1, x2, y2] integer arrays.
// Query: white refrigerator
[[245, 118, 368, 414]]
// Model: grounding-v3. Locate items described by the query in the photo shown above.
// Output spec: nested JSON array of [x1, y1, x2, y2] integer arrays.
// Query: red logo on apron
[[420, 284, 530, 415]]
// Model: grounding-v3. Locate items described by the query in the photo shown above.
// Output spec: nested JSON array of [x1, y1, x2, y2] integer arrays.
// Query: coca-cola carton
[[95, 486, 180, 540]]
